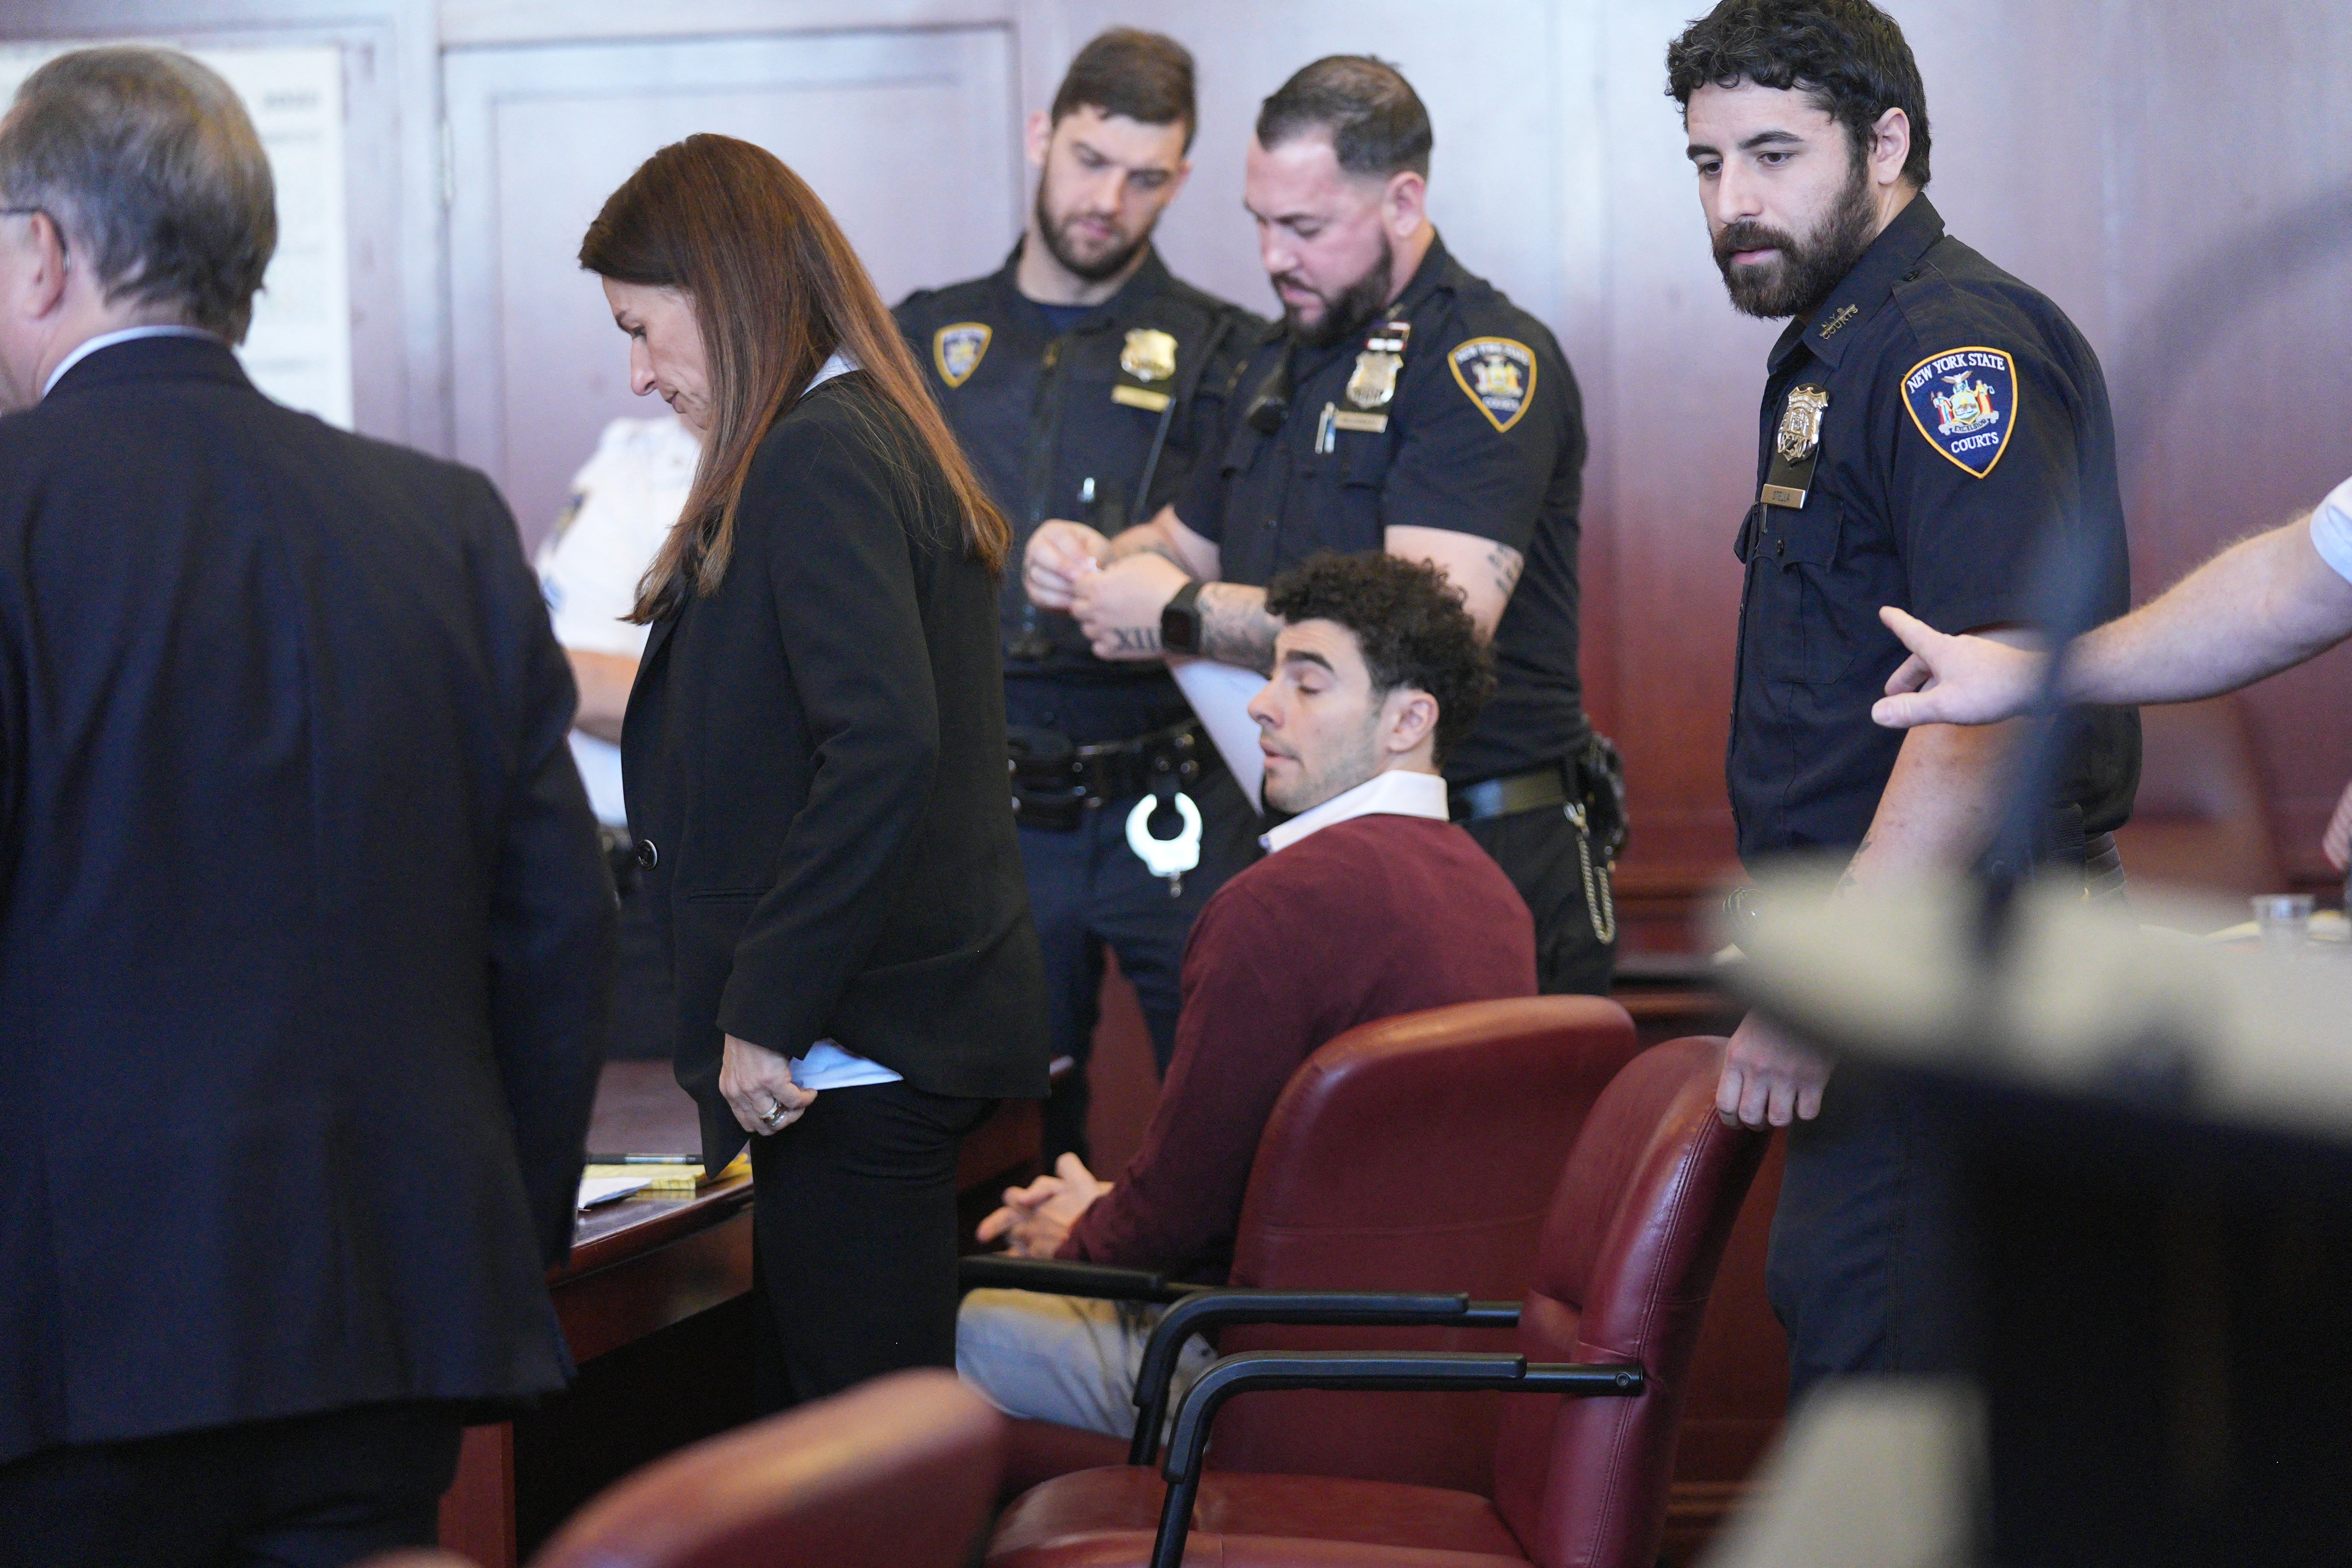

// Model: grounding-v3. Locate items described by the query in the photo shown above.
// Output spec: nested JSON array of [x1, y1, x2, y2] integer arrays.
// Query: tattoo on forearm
[[1199, 583, 1278, 674], [1488, 544, 1524, 601], [1111, 625, 1162, 653]]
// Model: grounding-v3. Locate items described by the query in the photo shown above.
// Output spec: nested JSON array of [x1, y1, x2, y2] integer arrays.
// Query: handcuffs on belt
[[1008, 720, 1206, 897]]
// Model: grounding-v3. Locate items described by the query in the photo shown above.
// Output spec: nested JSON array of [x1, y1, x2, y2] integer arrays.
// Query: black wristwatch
[[1160, 579, 1207, 655]]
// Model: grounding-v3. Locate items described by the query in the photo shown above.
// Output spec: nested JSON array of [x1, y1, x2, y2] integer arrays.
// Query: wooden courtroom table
[[435, 1061, 1041, 1565]]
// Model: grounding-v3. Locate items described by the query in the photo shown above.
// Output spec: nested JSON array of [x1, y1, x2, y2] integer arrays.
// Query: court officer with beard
[[1029, 54, 1621, 998], [895, 29, 1263, 1165], [1669, 0, 2138, 1397]]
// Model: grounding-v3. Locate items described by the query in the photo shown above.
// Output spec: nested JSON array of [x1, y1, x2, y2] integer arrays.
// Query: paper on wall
[[1171, 657, 1269, 815]]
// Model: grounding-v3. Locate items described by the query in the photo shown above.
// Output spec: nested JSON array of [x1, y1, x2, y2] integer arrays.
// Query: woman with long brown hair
[[581, 134, 1049, 1402]]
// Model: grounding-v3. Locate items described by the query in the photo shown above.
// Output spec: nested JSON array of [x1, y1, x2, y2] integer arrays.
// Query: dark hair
[[1265, 552, 1494, 767], [580, 135, 1009, 620], [1051, 29, 1197, 152], [0, 47, 275, 341], [1256, 55, 1432, 181], [1665, 0, 1932, 189]]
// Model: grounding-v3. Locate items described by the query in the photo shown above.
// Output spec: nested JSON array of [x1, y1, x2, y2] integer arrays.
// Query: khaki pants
[[956, 1289, 1217, 1439]]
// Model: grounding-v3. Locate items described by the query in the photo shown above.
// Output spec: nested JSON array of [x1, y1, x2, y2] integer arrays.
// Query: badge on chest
[[1112, 328, 1179, 412], [1336, 319, 1412, 435], [1761, 384, 1829, 508]]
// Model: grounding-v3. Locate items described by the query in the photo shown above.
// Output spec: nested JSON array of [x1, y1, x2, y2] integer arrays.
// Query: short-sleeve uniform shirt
[[535, 414, 696, 825], [1178, 236, 1591, 784], [1728, 196, 2140, 861]]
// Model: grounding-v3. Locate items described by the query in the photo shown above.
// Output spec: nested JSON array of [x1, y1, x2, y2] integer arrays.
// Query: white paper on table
[[1171, 658, 1268, 814], [577, 1175, 651, 1211]]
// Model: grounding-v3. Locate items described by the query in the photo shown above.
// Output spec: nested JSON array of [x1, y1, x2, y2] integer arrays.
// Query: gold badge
[[1120, 328, 1178, 384], [1777, 385, 1830, 464], [933, 322, 991, 388], [1345, 320, 1412, 410]]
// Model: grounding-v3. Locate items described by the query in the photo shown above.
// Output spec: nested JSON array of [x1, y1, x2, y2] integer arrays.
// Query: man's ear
[[1384, 686, 1439, 757], [1024, 109, 1055, 171], [2, 212, 72, 322], [1866, 107, 1911, 190], [1383, 169, 1428, 239]]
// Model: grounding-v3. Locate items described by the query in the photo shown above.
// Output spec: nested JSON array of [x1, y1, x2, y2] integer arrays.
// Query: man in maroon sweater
[[958, 552, 1536, 1435]]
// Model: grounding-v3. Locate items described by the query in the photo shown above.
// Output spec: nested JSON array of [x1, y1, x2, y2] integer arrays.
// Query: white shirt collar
[[1259, 768, 1450, 854], [806, 350, 857, 393], [43, 325, 219, 397]]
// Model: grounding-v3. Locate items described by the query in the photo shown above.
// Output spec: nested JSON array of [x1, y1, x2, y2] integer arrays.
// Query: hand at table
[[1716, 1013, 1831, 1129], [720, 1034, 816, 1135], [1070, 552, 1188, 661], [1025, 520, 1110, 612], [975, 1152, 1110, 1257]]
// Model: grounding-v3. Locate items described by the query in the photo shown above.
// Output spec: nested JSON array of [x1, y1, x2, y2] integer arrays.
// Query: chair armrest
[[1128, 1289, 1522, 1466], [957, 1252, 1199, 1304], [1146, 1350, 1645, 1568]]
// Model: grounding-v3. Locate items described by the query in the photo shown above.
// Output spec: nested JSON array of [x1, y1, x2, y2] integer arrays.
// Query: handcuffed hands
[[975, 1152, 1110, 1257]]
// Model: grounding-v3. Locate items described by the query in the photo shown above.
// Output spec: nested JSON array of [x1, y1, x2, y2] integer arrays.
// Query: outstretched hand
[[1870, 606, 2048, 729]]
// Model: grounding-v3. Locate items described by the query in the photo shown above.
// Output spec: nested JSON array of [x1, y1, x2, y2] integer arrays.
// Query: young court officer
[[1029, 54, 1620, 998], [895, 29, 1264, 1165], [1668, 0, 2139, 1397]]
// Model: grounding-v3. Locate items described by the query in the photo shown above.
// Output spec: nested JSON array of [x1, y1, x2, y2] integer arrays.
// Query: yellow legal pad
[[581, 1152, 750, 1193]]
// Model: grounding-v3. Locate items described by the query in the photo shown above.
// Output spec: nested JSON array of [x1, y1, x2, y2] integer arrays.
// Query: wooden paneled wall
[[7, 0, 2348, 940]]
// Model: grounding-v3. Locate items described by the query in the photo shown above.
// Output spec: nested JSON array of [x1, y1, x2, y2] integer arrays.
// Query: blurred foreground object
[[1718, 872, 2352, 1566]]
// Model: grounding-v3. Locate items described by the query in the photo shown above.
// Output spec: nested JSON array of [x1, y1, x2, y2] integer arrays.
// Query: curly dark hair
[[1264, 552, 1495, 768], [1665, 0, 1931, 190]]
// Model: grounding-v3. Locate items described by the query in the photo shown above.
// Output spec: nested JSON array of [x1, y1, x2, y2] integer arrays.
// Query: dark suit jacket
[[622, 373, 1051, 1169], [0, 337, 614, 1466]]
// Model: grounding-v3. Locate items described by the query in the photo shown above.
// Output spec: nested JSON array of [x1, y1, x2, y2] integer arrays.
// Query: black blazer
[[0, 337, 614, 1465], [623, 373, 1050, 1167]]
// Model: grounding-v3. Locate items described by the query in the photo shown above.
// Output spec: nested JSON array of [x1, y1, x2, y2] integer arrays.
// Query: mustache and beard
[[1271, 230, 1396, 351], [1712, 148, 1880, 320], [1034, 176, 1152, 283]]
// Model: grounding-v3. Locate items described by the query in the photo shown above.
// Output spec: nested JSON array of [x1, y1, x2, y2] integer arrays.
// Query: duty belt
[[1009, 718, 1214, 832], [1449, 764, 1568, 823]]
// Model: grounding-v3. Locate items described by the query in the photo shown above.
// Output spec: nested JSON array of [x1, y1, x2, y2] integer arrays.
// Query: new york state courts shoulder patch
[[933, 322, 991, 388], [1448, 338, 1537, 433], [1901, 346, 2018, 478]]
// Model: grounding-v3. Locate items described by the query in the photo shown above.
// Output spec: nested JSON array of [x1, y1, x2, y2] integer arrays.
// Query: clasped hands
[[1025, 520, 1188, 661], [975, 1152, 1110, 1258]]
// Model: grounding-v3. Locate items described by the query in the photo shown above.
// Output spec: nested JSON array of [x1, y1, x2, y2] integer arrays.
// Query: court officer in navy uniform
[[895, 29, 1264, 1164], [1669, 0, 2138, 1397], [1031, 55, 1622, 998]]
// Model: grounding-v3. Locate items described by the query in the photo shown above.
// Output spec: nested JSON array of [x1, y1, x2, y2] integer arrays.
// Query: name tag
[[1112, 385, 1171, 412]]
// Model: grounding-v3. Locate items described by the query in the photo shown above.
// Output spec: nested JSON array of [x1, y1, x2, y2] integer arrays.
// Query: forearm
[[1100, 505, 1206, 573], [1841, 717, 2024, 891], [2067, 514, 2352, 704], [565, 648, 639, 744], [1197, 582, 1278, 673]]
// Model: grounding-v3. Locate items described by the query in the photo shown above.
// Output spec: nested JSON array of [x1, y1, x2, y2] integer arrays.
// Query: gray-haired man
[[0, 49, 610, 1567]]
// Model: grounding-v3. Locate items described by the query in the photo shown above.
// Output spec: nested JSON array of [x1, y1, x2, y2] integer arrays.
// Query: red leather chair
[[965, 995, 1641, 1499], [985, 1036, 1767, 1568], [371, 1368, 1003, 1568]]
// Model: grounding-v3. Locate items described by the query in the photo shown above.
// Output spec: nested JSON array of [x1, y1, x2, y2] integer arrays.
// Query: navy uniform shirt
[[1728, 195, 2140, 862], [1177, 235, 1591, 784], [895, 247, 1263, 743]]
